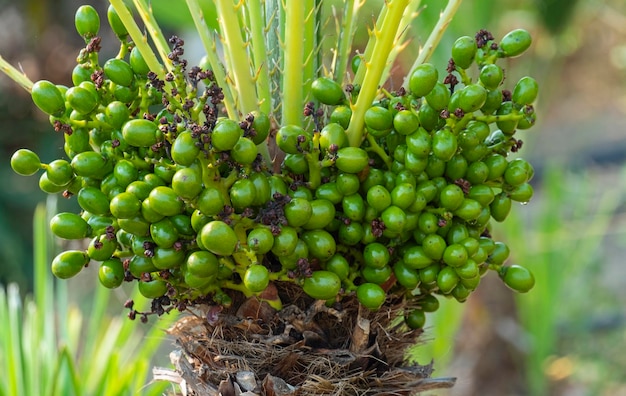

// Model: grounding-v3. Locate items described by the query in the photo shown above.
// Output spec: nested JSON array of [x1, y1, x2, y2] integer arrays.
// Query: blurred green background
[[1, 0, 626, 395]]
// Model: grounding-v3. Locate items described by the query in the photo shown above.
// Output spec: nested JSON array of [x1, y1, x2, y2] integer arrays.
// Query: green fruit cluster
[[10, 5, 537, 328]]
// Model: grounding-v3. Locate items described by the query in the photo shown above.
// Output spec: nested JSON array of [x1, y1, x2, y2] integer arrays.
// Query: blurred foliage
[[0, 201, 176, 395]]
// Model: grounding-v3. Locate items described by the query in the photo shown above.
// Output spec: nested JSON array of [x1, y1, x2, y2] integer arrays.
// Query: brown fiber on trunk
[[161, 282, 455, 395]]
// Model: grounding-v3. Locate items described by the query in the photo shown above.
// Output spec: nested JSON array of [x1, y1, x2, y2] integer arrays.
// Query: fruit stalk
[[403, 0, 463, 88], [214, 0, 259, 117], [0, 55, 33, 91], [132, 0, 174, 73], [346, 0, 409, 147], [109, 0, 167, 79], [281, 0, 306, 127], [333, 0, 361, 82], [244, 0, 272, 116], [184, 0, 238, 118]]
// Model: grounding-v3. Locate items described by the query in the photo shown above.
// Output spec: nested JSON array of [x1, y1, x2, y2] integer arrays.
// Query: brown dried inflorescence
[[161, 283, 455, 395]]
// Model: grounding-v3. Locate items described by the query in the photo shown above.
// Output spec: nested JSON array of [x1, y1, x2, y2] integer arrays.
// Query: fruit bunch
[[9, 2, 537, 328]]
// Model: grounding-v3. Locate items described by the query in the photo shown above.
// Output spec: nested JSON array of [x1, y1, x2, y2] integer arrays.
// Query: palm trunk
[[158, 284, 455, 395]]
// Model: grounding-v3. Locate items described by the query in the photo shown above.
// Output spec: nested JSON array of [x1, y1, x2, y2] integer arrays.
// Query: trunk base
[[157, 283, 456, 395]]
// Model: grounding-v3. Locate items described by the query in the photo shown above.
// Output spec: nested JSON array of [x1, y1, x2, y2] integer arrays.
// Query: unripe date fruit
[[213, 119, 243, 151], [451, 36, 477, 69], [11, 149, 41, 176], [356, 283, 386, 310], [409, 63, 438, 97], [98, 258, 125, 289], [512, 76, 539, 105], [104, 58, 134, 87], [200, 221, 238, 256], [311, 77, 344, 105], [335, 147, 369, 173], [50, 212, 90, 240], [52, 250, 89, 279], [276, 124, 311, 154], [303, 271, 341, 300], [244, 265, 270, 293], [75, 5, 100, 38], [31, 80, 66, 117], [500, 264, 535, 292], [122, 119, 159, 147], [500, 29, 532, 58]]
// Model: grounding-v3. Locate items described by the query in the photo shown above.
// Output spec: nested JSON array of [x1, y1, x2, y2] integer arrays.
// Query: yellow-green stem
[[132, 0, 174, 73], [281, 0, 305, 127], [215, 0, 258, 116], [402, 0, 463, 89], [301, 0, 317, 107], [380, 1, 421, 84], [184, 0, 237, 118], [245, 1, 272, 115], [346, 0, 409, 147], [0, 55, 33, 92], [352, 2, 386, 87], [109, 0, 166, 80], [333, 0, 360, 83]]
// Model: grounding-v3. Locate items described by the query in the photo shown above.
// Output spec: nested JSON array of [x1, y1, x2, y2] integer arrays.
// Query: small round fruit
[[87, 234, 117, 261], [301, 229, 336, 261], [231, 137, 258, 165], [512, 76, 539, 105], [186, 250, 219, 278], [75, 5, 100, 38], [51, 250, 89, 279], [197, 187, 224, 216], [110, 192, 141, 219], [200, 221, 238, 256], [325, 254, 350, 280], [303, 271, 341, 300], [284, 197, 312, 227], [138, 278, 168, 298], [31, 80, 66, 117], [171, 130, 200, 166], [432, 129, 457, 161], [405, 309, 426, 329], [311, 77, 344, 105], [356, 283, 386, 311], [104, 58, 134, 87], [107, 4, 128, 39], [394, 260, 420, 289], [172, 167, 202, 199], [247, 227, 274, 255], [451, 36, 477, 69], [122, 119, 158, 147], [65, 86, 98, 115], [392, 109, 419, 136], [148, 186, 183, 216], [275, 124, 311, 154], [243, 265, 270, 293], [250, 111, 270, 145], [500, 29, 532, 58], [50, 212, 90, 240], [479, 64, 504, 90], [98, 258, 125, 289], [363, 242, 390, 269], [500, 264, 535, 292], [212, 119, 243, 151], [11, 149, 41, 176], [319, 123, 349, 151], [335, 147, 369, 173], [381, 205, 406, 234], [409, 63, 438, 97], [364, 106, 393, 133], [129, 46, 150, 76]]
